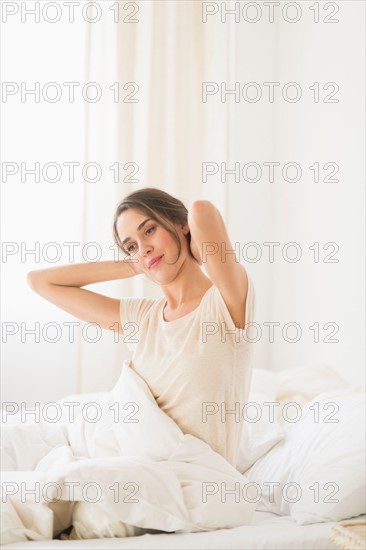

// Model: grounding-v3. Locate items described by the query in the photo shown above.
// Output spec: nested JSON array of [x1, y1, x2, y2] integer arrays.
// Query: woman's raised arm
[[27, 259, 138, 335]]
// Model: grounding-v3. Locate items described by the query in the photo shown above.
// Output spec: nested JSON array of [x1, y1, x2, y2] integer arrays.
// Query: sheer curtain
[[81, 0, 365, 391], [80, 1, 260, 391], [3, 1, 363, 404]]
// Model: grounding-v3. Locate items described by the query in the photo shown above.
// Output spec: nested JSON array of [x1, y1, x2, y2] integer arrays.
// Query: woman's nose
[[138, 242, 153, 257]]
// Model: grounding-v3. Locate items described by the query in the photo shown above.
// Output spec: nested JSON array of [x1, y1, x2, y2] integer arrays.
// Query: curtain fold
[[80, 1, 238, 390]]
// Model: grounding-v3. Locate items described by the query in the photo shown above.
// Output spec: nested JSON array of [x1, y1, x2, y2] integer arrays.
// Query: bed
[[5, 511, 366, 549], [1, 363, 365, 549]]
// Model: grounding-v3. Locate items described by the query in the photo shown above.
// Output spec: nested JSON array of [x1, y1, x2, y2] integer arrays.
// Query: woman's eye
[[124, 227, 155, 254]]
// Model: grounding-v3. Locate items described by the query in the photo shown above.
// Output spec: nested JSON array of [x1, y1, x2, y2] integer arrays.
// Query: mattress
[[5, 511, 365, 549]]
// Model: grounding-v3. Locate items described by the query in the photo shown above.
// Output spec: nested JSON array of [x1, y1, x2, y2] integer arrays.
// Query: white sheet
[[1, 362, 258, 545], [4, 511, 365, 549]]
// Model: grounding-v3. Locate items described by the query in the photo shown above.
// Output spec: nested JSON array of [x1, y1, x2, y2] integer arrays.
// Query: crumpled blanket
[[1, 360, 257, 545]]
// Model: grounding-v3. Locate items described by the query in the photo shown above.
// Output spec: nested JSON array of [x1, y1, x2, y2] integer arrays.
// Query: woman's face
[[116, 208, 190, 280]]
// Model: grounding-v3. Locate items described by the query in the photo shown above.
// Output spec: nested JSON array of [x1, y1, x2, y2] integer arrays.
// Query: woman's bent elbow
[[27, 271, 44, 290]]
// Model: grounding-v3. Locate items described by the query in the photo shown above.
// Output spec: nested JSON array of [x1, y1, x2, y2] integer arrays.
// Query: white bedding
[[1, 361, 258, 545], [1, 363, 364, 549], [4, 511, 366, 549]]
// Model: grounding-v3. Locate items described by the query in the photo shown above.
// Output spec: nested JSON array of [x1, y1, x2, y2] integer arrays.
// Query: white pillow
[[244, 390, 366, 524], [236, 391, 285, 473], [249, 367, 281, 397], [236, 368, 284, 473]]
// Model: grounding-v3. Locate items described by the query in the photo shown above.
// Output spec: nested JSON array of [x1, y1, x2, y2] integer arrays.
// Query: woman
[[28, 187, 255, 469]]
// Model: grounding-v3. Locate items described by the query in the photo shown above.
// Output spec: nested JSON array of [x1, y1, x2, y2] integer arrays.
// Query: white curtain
[[80, 1, 248, 391], [80, 0, 365, 391], [3, 1, 363, 404]]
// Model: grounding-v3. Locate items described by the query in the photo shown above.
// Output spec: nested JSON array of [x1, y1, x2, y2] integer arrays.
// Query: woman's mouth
[[149, 256, 163, 269]]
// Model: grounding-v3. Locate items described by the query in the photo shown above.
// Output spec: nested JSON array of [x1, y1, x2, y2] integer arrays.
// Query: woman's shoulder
[[120, 295, 164, 323]]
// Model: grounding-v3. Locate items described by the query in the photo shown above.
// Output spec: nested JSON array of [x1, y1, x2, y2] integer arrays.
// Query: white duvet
[[1, 360, 257, 545]]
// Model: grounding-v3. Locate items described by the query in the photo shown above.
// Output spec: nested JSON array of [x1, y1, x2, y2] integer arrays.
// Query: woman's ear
[[181, 222, 190, 235]]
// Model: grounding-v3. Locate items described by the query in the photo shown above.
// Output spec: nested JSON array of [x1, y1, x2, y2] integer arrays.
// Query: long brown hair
[[113, 187, 192, 264]]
